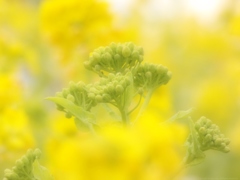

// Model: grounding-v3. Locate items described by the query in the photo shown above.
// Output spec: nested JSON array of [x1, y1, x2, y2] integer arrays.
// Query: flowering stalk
[[4, 42, 230, 180], [47, 42, 172, 129], [3, 149, 53, 180]]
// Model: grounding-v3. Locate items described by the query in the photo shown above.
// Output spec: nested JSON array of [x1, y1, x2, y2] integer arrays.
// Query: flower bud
[[92, 52, 100, 60], [224, 138, 230, 145], [110, 42, 117, 51], [145, 71, 152, 79], [97, 47, 104, 53], [195, 122, 201, 130], [21, 156, 29, 165], [34, 149, 42, 159], [138, 55, 143, 62], [114, 54, 121, 61], [205, 134, 212, 141], [69, 81, 76, 90], [62, 88, 70, 98], [88, 93, 95, 99], [132, 51, 139, 59], [220, 143, 226, 148], [103, 52, 112, 63], [4, 169, 12, 174], [4, 171, 17, 179], [108, 73, 115, 79], [116, 85, 124, 94], [215, 138, 222, 146], [67, 94, 75, 102], [205, 119, 212, 127], [94, 64, 101, 71], [122, 46, 131, 57], [95, 95, 103, 102], [105, 47, 113, 54], [103, 94, 111, 101], [117, 45, 123, 55], [55, 92, 63, 97], [223, 146, 230, 153], [199, 127, 206, 135], [138, 47, 144, 55], [127, 42, 134, 50], [84, 61, 91, 70], [15, 160, 23, 168], [77, 81, 85, 89]]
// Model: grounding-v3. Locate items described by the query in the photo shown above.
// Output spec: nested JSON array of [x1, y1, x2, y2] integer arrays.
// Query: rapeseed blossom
[[45, 116, 186, 180]]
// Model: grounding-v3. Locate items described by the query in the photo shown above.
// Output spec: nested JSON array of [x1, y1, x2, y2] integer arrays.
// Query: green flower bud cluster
[[49, 42, 173, 126], [133, 63, 172, 91], [55, 81, 97, 118], [195, 116, 230, 153], [84, 42, 144, 76], [86, 73, 131, 105], [3, 149, 42, 180]]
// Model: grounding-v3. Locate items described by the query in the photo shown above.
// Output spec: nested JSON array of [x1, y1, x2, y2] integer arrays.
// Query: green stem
[[134, 88, 154, 123], [128, 94, 142, 115], [120, 108, 129, 125]]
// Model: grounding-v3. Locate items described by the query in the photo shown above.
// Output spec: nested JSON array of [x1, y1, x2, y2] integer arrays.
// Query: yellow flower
[[40, 0, 112, 61], [45, 116, 186, 180]]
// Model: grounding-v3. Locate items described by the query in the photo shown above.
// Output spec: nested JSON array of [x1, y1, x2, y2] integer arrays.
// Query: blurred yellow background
[[1, 0, 240, 179]]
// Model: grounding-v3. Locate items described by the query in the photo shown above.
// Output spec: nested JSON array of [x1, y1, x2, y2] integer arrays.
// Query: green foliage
[[47, 42, 171, 128], [3, 149, 53, 180], [184, 116, 230, 167], [45, 42, 231, 177]]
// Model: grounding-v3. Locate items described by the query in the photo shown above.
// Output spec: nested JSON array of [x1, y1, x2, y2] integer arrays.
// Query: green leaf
[[101, 103, 121, 121], [46, 97, 96, 128], [33, 160, 54, 180], [167, 108, 195, 123], [184, 117, 205, 166]]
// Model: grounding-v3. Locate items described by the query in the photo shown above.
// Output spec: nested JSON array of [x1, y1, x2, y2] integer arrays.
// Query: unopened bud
[[145, 71, 152, 78], [205, 134, 212, 141], [34, 149, 42, 159], [77, 81, 85, 89], [110, 42, 117, 51], [127, 42, 134, 50], [114, 54, 121, 61], [21, 156, 29, 165], [94, 64, 101, 71], [67, 94, 75, 102], [117, 45, 123, 55], [215, 138, 222, 146], [116, 85, 124, 93], [199, 127, 206, 135], [55, 92, 63, 97], [223, 146, 230, 153], [103, 94, 111, 101], [103, 53, 112, 62], [92, 52, 100, 60], [195, 122, 201, 130], [84, 61, 91, 70], [95, 95, 103, 102], [88, 93, 95, 99], [132, 51, 139, 59], [122, 46, 131, 57], [224, 138, 230, 145]]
